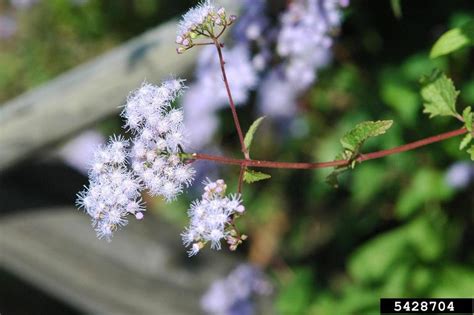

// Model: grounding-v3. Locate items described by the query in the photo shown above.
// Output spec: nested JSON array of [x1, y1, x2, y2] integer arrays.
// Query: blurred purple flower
[[181, 0, 349, 147], [201, 264, 272, 315], [258, 0, 345, 117], [9, 0, 39, 10], [58, 130, 106, 175], [232, 0, 269, 44], [194, 45, 258, 106], [181, 44, 257, 148], [258, 70, 298, 118], [71, 0, 89, 6], [445, 161, 474, 189], [0, 15, 17, 39]]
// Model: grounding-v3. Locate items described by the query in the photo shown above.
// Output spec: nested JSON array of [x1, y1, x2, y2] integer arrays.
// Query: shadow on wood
[[0, 207, 242, 315]]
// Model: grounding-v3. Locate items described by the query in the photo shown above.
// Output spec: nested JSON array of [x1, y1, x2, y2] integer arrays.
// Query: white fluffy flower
[[182, 179, 245, 256], [123, 79, 195, 202], [77, 79, 195, 240], [176, 0, 234, 52], [76, 137, 144, 241], [121, 80, 185, 132], [177, 0, 215, 38]]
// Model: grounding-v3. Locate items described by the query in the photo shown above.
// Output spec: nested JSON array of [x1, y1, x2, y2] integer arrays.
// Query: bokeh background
[[0, 0, 473, 314]]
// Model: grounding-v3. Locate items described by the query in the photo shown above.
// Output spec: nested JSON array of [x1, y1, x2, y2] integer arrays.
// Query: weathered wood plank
[[0, 208, 239, 315], [0, 0, 238, 171]]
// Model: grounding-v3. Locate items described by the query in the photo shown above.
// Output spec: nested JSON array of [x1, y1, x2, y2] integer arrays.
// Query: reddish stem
[[238, 165, 245, 193], [190, 128, 468, 169], [213, 38, 250, 160], [357, 127, 468, 162]]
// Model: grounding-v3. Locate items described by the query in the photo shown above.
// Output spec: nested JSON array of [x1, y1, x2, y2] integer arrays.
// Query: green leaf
[[243, 169, 271, 184], [325, 120, 392, 188], [380, 80, 419, 125], [351, 163, 386, 206], [430, 20, 474, 58], [432, 265, 474, 297], [467, 145, 474, 160], [276, 269, 315, 314], [459, 133, 472, 150], [244, 116, 265, 155], [395, 169, 453, 219], [349, 214, 446, 284], [340, 120, 393, 153], [462, 106, 473, 132], [420, 70, 460, 118], [390, 0, 402, 19], [349, 226, 409, 283]]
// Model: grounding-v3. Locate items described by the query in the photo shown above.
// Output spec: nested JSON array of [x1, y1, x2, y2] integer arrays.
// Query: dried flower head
[[182, 179, 246, 256]]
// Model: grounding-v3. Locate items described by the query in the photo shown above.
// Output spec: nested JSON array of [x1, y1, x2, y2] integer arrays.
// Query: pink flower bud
[[236, 205, 245, 213]]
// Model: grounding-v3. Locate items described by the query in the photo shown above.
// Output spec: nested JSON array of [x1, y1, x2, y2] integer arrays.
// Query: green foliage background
[[0, 0, 193, 102], [1, 1, 473, 314], [265, 2, 474, 313]]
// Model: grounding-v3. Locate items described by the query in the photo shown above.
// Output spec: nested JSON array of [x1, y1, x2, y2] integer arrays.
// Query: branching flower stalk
[[185, 127, 469, 169], [77, 0, 474, 257], [175, 0, 250, 159], [213, 37, 250, 161]]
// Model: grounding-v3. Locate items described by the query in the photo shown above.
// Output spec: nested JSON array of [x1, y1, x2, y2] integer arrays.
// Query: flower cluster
[[76, 136, 144, 241], [176, 0, 235, 53], [201, 264, 272, 315], [77, 79, 195, 240], [277, 0, 348, 90], [258, 0, 349, 118], [123, 80, 195, 202], [182, 179, 246, 256]]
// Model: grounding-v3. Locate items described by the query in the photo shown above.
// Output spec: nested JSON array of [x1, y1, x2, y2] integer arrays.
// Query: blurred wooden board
[[0, 0, 239, 171], [0, 207, 238, 315]]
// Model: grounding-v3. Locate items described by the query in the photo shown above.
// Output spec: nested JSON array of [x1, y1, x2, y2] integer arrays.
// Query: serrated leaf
[[340, 120, 393, 153], [244, 116, 265, 155], [243, 169, 271, 184], [430, 20, 474, 58], [420, 70, 460, 118], [462, 106, 473, 132], [467, 145, 474, 160], [459, 133, 472, 150], [326, 120, 392, 188]]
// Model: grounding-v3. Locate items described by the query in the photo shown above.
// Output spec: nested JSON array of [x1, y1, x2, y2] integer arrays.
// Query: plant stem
[[238, 165, 245, 193], [357, 127, 468, 162], [213, 38, 250, 160], [190, 128, 468, 169]]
